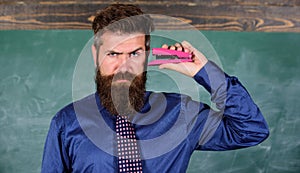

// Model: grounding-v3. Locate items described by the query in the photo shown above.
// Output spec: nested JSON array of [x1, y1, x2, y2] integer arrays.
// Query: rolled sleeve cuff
[[193, 61, 228, 94]]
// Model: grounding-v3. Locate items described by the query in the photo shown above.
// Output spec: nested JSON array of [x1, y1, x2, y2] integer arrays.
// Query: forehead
[[100, 31, 145, 52]]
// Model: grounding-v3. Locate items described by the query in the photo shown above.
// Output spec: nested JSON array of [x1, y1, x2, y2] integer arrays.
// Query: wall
[[0, 30, 299, 172]]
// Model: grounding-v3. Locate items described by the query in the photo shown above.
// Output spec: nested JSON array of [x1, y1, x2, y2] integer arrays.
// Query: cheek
[[99, 58, 116, 75], [131, 58, 146, 73]]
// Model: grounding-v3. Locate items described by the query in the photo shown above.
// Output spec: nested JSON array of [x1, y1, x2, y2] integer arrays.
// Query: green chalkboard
[[0, 30, 299, 173]]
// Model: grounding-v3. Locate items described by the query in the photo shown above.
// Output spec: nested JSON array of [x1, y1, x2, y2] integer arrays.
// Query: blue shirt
[[41, 61, 269, 173]]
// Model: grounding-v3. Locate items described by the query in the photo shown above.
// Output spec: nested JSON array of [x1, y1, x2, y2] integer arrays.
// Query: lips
[[112, 72, 136, 83], [114, 79, 130, 84]]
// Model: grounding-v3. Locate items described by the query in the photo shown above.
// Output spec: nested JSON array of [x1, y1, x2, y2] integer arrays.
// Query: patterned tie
[[116, 115, 143, 173]]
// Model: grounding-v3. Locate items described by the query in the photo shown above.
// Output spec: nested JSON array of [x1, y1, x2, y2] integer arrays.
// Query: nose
[[117, 54, 130, 73]]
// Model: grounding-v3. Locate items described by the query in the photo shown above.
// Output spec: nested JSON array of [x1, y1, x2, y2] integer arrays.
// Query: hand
[[159, 41, 208, 77]]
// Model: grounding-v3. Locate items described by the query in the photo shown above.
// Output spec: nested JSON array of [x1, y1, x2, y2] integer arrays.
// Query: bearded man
[[42, 4, 269, 173]]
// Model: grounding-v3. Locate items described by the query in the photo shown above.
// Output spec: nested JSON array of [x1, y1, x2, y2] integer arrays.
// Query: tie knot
[[116, 115, 132, 124], [117, 115, 128, 120]]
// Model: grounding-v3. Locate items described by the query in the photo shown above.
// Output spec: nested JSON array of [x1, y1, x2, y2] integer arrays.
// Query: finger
[[182, 40, 205, 58], [169, 45, 176, 50], [162, 44, 168, 49], [181, 41, 196, 53], [182, 41, 208, 67], [159, 63, 179, 71], [159, 63, 194, 77], [184, 48, 190, 53], [174, 43, 183, 51]]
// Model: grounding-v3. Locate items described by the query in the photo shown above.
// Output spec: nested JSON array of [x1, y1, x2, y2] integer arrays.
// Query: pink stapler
[[148, 48, 193, 66]]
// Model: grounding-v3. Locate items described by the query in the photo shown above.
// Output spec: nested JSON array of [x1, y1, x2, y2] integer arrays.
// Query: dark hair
[[92, 4, 154, 51]]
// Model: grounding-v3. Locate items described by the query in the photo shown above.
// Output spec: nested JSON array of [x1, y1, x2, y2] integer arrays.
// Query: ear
[[91, 45, 97, 67]]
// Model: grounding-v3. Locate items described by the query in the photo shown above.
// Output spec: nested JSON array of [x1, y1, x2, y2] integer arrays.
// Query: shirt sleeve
[[41, 113, 71, 173], [186, 60, 269, 151]]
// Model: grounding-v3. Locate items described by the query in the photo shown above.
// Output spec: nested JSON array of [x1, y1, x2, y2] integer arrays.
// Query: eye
[[130, 52, 139, 57], [130, 50, 143, 58]]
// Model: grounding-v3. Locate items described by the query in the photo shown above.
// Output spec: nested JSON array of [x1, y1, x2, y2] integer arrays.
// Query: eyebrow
[[129, 47, 144, 54], [106, 50, 122, 55], [105, 47, 144, 55]]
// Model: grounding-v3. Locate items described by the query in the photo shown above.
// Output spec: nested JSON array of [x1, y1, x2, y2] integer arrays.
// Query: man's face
[[96, 31, 146, 78], [93, 31, 147, 116]]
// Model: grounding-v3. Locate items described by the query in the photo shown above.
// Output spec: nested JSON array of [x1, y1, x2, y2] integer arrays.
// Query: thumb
[[159, 62, 194, 76]]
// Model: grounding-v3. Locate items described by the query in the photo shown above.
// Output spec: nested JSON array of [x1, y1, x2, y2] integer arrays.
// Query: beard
[[95, 68, 147, 117]]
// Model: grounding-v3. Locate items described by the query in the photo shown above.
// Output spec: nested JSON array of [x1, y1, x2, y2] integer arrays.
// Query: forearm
[[193, 61, 269, 150]]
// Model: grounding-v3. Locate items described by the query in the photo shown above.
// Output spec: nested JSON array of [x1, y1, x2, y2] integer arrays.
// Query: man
[[41, 4, 269, 173]]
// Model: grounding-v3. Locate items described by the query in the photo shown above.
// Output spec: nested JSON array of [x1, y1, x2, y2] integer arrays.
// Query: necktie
[[116, 115, 143, 173]]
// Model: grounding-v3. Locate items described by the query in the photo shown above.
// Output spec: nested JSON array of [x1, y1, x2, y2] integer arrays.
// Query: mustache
[[111, 72, 139, 82]]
